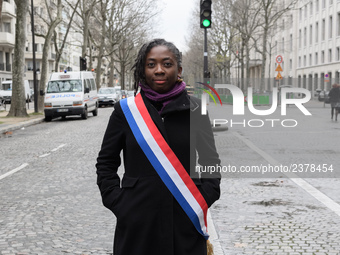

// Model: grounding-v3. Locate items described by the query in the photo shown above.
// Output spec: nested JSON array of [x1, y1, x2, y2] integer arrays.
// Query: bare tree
[[53, 0, 80, 71], [34, 0, 62, 112], [226, 0, 261, 90], [183, 26, 204, 87], [88, 0, 155, 90], [110, 0, 154, 90], [8, 0, 28, 117], [210, 0, 238, 82]]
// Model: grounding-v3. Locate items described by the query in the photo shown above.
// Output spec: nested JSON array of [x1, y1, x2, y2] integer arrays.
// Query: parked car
[[0, 80, 32, 103], [44, 71, 98, 121], [98, 87, 120, 106], [318, 90, 330, 103], [121, 90, 127, 99]]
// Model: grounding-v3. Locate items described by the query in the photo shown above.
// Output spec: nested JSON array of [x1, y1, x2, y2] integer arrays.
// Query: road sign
[[276, 55, 283, 64], [276, 72, 283, 80], [275, 64, 283, 72]]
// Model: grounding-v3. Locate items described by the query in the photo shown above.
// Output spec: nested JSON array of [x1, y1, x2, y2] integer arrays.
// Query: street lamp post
[[30, 0, 38, 113]]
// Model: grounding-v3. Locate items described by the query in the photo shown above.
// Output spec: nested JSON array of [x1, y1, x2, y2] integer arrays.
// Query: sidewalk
[[0, 106, 45, 135]]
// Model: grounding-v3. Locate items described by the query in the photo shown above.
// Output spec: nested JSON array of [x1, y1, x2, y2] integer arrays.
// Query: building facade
[[246, 0, 340, 95]]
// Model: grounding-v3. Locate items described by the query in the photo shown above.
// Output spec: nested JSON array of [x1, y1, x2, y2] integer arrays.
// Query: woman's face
[[144, 45, 182, 94]]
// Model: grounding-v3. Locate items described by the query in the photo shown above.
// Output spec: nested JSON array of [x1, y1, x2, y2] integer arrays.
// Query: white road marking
[[39, 153, 51, 158], [39, 144, 67, 157], [51, 144, 66, 152], [0, 163, 29, 180], [233, 131, 340, 217]]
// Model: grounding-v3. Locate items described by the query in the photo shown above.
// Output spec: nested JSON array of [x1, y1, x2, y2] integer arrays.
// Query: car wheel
[[92, 106, 98, 116], [81, 106, 88, 119], [45, 116, 52, 122]]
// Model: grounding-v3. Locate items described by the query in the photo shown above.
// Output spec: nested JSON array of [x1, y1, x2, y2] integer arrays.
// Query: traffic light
[[200, 0, 212, 28], [79, 57, 87, 71]]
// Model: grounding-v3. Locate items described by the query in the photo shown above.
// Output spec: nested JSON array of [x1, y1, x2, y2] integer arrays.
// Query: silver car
[[98, 87, 120, 106]]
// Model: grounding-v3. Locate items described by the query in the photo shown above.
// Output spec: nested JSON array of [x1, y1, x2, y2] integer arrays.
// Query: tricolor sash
[[120, 93, 209, 240]]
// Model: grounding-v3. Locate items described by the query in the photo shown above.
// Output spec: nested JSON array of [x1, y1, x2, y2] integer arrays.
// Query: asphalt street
[[0, 100, 340, 254]]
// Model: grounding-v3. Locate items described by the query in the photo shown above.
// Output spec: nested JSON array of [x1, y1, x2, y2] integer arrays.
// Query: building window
[[299, 29, 302, 48], [305, 5, 308, 18], [337, 12, 340, 36], [304, 55, 307, 66], [322, 0, 326, 8], [337, 47, 340, 61], [329, 16, 333, 39], [322, 19, 326, 40], [315, 52, 318, 65], [4, 23, 11, 33], [300, 7, 303, 20], [330, 0, 333, 5], [316, 0, 319, 12], [290, 34, 293, 51], [310, 25, 313, 45], [304, 27, 307, 46], [329, 49, 332, 62], [309, 54, 312, 66], [299, 56, 301, 67], [316, 22, 319, 42], [321, 50, 325, 63], [290, 59, 292, 70], [310, 1, 313, 15], [282, 38, 285, 52]]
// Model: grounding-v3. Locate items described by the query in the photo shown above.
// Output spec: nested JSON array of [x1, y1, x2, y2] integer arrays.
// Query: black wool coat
[[96, 90, 221, 255]]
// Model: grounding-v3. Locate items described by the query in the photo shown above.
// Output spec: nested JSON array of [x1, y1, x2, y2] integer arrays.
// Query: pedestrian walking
[[329, 84, 340, 121], [96, 38, 221, 255]]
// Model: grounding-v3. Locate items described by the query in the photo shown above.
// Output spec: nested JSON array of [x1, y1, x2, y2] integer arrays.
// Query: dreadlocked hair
[[131, 38, 182, 94]]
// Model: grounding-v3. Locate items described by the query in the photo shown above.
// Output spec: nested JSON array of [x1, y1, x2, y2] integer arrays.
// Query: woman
[[329, 84, 340, 121], [96, 39, 221, 255]]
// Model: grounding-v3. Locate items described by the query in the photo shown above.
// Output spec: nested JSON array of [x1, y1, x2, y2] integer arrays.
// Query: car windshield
[[98, 88, 115, 94], [46, 80, 82, 93]]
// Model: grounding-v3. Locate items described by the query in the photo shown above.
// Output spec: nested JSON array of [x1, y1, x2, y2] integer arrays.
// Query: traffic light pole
[[204, 28, 208, 79]]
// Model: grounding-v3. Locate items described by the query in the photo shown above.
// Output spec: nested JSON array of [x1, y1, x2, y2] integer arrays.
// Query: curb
[[0, 117, 45, 134]]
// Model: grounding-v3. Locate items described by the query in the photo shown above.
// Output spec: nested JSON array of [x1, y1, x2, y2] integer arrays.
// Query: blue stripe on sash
[[120, 98, 206, 238]]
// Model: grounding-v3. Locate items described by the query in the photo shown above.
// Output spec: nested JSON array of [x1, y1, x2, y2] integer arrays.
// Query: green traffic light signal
[[202, 19, 211, 27]]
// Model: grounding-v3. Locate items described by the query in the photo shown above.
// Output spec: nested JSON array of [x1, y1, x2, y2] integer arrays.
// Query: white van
[[0, 80, 32, 103], [44, 71, 98, 121]]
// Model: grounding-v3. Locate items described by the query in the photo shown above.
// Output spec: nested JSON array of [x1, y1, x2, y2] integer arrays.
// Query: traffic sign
[[276, 55, 283, 64], [276, 72, 283, 80], [275, 64, 283, 72]]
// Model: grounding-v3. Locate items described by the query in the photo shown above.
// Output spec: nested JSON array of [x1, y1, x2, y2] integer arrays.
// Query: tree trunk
[[8, 0, 28, 117], [108, 54, 114, 87], [37, 0, 62, 112], [120, 61, 125, 90], [261, 24, 269, 92], [95, 2, 107, 90]]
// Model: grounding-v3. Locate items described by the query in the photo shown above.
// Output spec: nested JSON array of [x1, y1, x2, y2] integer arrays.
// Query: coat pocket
[[110, 176, 139, 216], [122, 175, 139, 188]]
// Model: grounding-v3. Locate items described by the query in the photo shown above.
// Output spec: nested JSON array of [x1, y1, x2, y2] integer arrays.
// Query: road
[[1, 100, 340, 254], [206, 100, 340, 254], [0, 106, 117, 254]]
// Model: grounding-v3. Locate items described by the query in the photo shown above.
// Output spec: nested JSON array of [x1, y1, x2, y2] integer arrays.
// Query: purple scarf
[[139, 81, 186, 114]]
